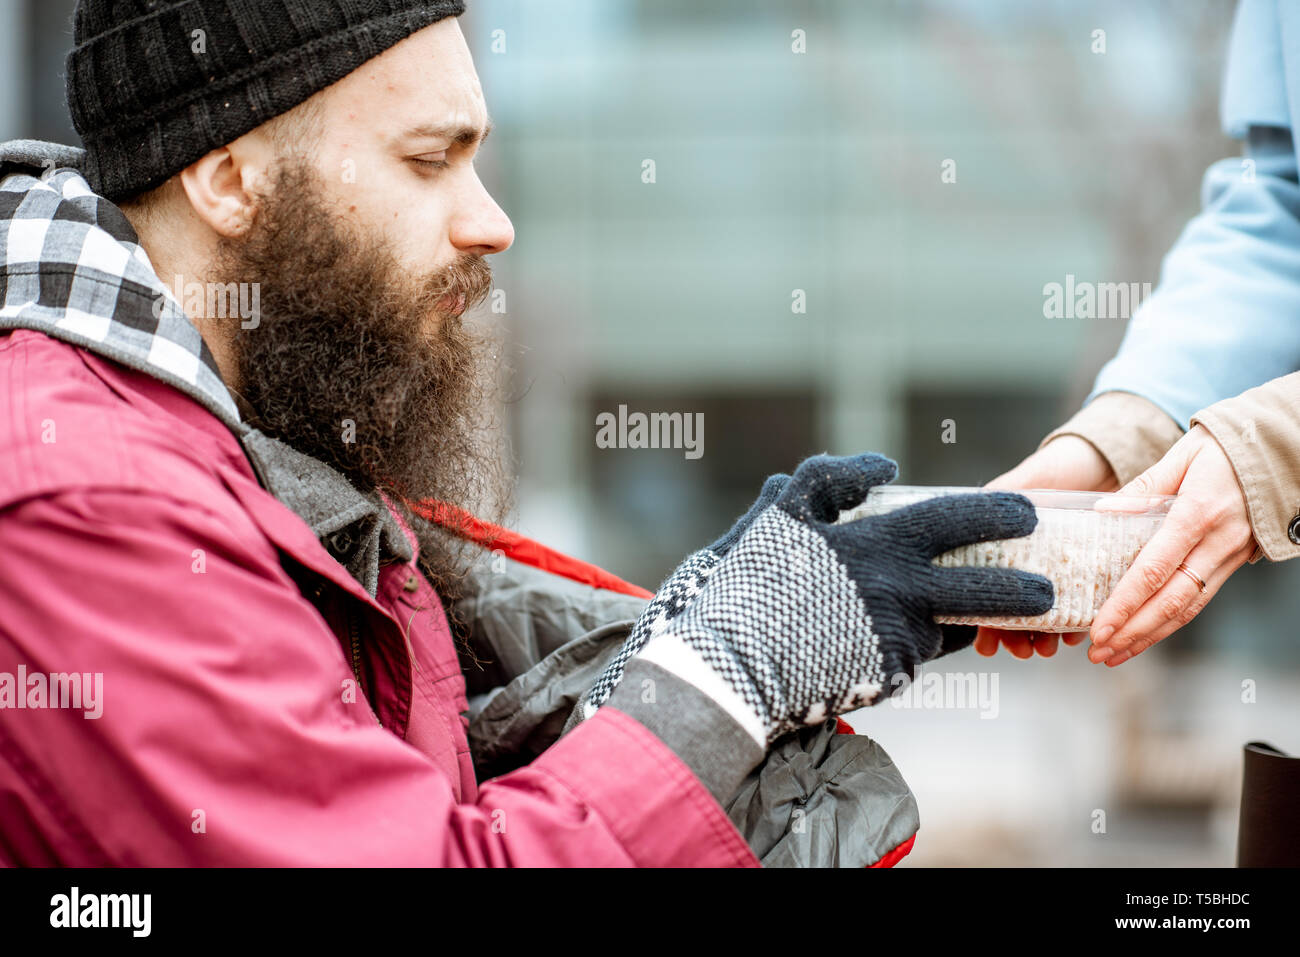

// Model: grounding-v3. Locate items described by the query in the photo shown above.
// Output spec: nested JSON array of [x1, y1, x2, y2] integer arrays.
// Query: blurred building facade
[[5, 0, 1296, 865]]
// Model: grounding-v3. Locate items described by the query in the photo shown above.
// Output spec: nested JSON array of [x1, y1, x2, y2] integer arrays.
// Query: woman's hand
[[1087, 424, 1257, 666], [974, 435, 1117, 658], [986, 434, 1121, 495]]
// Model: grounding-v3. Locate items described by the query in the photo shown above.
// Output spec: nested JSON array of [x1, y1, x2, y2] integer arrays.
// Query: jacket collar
[[0, 140, 240, 427], [0, 139, 412, 594]]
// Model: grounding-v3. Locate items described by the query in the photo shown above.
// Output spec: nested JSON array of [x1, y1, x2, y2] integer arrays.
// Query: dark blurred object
[[29, 0, 80, 143], [903, 387, 1060, 487], [1237, 741, 1300, 867], [587, 387, 818, 587]]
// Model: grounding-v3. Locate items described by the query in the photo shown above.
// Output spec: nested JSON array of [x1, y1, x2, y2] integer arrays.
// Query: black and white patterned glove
[[624, 452, 1054, 747], [571, 472, 791, 726]]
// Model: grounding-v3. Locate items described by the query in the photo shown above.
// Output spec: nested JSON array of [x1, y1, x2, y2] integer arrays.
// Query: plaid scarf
[[0, 140, 241, 429], [0, 140, 412, 595]]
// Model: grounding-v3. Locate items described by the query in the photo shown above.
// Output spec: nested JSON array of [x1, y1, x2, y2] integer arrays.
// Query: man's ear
[[177, 137, 273, 238]]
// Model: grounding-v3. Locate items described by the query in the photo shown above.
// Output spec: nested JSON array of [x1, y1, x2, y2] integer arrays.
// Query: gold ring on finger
[[1175, 562, 1207, 593]]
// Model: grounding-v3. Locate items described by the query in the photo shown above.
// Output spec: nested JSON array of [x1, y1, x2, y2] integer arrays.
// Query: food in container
[[836, 486, 1175, 632]]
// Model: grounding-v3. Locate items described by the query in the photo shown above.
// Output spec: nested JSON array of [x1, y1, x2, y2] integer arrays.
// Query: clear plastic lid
[[838, 485, 1177, 632], [854, 485, 1175, 516]]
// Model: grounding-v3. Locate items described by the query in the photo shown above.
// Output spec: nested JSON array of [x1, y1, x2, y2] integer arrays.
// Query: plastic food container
[[837, 486, 1175, 632]]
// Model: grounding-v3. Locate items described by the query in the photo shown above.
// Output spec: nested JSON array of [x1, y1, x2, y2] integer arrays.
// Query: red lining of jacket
[[416, 499, 653, 599]]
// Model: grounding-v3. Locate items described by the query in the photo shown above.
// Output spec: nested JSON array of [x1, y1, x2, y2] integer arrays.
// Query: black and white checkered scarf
[[0, 140, 242, 429]]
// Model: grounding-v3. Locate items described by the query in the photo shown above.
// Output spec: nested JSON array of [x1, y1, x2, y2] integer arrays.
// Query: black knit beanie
[[67, 0, 466, 202]]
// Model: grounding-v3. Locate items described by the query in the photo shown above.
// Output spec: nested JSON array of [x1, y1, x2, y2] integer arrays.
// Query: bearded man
[[0, 0, 1051, 866]]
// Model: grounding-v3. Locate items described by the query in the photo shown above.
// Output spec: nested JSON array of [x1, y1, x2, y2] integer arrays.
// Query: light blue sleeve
[[1087, 0, 1300, 429]]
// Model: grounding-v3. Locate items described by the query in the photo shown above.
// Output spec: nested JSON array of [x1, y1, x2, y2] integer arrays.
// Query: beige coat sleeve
[[1191, 371, 1300, 563], [1039, 391, 1184, 486]]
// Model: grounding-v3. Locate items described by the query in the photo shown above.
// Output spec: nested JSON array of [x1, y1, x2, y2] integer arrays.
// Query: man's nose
[[450, 170, 514, 255]]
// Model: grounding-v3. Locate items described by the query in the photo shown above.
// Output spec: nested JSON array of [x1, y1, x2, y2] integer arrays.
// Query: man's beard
[[211, 157, 512, 609]]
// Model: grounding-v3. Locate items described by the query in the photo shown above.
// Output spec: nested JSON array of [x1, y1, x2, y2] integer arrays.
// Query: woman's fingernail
[[1093, 625, 1114, 645], [1090, 645, 1115, 663]]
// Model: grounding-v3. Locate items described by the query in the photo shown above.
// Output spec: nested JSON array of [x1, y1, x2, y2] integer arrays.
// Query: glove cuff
[[607, 654, 765, 804], [635, 631, 769, 748]]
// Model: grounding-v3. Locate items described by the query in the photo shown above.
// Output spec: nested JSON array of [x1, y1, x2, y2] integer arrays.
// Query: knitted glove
[[572, 472, 790, 725], [620, 452, 1053, 747]]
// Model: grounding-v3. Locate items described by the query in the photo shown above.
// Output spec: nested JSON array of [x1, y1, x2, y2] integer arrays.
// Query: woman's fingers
[[972, 627, 1001, 656], [985, 629, 1035, 658], [1089, 495, 1205, 647], [1030, 633, 1059, 656], [1092, 428, 1253, 658], [1091, 541, 1254, 665], [1086, 444, 1196, 647], [1086, 439, 1197, 646], [1027, 630, 1087, 655], [974, 428, 1250, 666], [973, 627, 1086, 657], [1118, 433, 1195, 500]]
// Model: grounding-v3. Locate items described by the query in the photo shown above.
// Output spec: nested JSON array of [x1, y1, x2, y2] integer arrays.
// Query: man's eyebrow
[[398, 117, 493, 147]]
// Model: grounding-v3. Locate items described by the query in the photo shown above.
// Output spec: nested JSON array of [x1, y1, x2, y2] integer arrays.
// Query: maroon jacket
[[0, 327, 759, 866]]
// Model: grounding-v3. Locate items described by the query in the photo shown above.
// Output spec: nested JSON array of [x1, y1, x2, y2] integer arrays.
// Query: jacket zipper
[[345, 603, 383, 729]]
